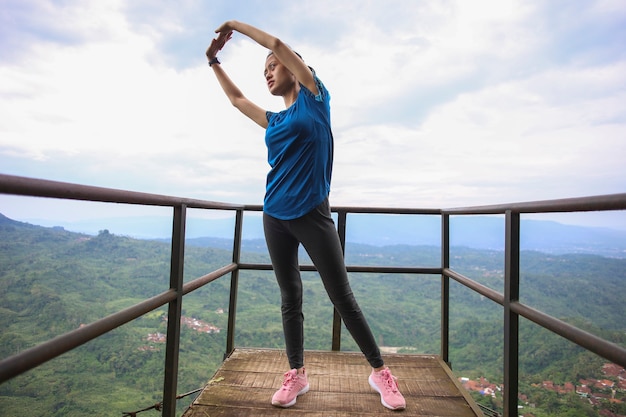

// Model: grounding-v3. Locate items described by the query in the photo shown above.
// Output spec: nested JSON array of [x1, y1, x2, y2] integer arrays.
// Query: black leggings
[[263, 198, 384, 369]]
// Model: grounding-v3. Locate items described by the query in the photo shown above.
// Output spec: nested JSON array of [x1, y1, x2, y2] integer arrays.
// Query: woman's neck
[[282, 83, 300, 108]]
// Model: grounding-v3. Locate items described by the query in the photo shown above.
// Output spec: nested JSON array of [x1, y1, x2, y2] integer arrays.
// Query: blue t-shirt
[[264, 76, 334, 220]]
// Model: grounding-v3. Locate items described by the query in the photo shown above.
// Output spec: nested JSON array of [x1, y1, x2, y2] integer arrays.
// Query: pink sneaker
[[271, 368, 310, 408], [369, 367, 406, 410]]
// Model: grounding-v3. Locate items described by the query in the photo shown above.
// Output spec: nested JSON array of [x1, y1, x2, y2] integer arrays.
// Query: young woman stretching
[[206, 20, 406, 411]]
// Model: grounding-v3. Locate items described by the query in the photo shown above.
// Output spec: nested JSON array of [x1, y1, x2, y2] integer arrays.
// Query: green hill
[[0, 213, 624, 416]]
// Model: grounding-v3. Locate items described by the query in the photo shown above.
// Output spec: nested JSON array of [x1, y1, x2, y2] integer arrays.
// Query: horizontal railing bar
[[335, 207, 441, 215], [239, 263, 441, 275], [444, 268, 505, 305], [239, 204, 263, 212], [347, 266, 441, 274], [182, 263, 238, 295], [512, 301, 626, 368], [443, 193, 626, 215], [0, 174, 243, 211], [4, 174, 623, 217], [241, 204, 441, 215], [446, 268, 626, 368], [0, 289, 177, 384], [0, 263, 238, 385], [238, 263, 273, 271], [244, 195, 626, 216]]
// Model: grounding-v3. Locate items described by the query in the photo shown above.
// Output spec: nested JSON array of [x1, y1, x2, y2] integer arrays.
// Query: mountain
[[19, 213, 626, 257], [1, 213, 625, 416]]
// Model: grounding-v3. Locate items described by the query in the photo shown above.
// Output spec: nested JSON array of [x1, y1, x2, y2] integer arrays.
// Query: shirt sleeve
[[300, 75, 329, 103]]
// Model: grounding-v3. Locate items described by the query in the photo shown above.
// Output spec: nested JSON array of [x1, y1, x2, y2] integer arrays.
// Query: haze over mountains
[[19, 214, 626, 258]]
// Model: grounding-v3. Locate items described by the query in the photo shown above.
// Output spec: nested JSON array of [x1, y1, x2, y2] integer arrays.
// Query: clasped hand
[[206, 30, 232, 61]]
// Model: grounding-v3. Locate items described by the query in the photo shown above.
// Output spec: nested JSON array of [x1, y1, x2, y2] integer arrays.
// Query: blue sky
[[1, 0, 625, 230]]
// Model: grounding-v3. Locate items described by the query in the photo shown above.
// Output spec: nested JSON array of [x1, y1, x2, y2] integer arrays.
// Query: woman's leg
[[291, 199, 384, 369], [263, 212, 305, 369]]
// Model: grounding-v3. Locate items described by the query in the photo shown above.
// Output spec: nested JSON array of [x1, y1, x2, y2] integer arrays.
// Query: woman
[[206, 20, 406, 411]]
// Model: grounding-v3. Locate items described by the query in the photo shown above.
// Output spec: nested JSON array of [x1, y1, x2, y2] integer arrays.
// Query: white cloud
[[1, 0, 625, 230], [0, 5, 270, 193]]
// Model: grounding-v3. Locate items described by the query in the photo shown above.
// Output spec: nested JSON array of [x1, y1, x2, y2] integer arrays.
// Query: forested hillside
[[0, 213, 625, 416]]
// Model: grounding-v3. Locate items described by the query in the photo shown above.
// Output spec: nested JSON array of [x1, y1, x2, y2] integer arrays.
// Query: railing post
[[441, 213, 450, 366], [503, 210, 520, 417], [225, 209, 244, 357], [332, 210, 348, 351], [162, 204, 186, 417]]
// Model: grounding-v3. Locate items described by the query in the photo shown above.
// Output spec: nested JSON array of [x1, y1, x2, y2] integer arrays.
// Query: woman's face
[[264, 55, 296, 96]]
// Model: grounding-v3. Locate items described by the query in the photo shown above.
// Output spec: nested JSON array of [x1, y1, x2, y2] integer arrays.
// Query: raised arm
[[206, 32, 268, 128], [215, 20, 318, 96]]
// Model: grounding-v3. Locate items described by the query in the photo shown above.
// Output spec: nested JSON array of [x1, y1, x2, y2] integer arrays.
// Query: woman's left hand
[[215, 20, 238, 34]]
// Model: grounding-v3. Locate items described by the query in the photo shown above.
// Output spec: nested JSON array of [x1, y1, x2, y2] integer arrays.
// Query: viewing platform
[[182, 348, 483, 417], [1, 174, 625, 417]]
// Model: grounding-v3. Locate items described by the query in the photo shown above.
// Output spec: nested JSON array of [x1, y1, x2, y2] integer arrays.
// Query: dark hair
[[266, 48, 302, 60], [266, 49, 315, 75]]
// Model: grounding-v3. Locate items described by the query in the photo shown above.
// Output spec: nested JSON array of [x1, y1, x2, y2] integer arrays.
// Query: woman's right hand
[[206, 30, 232, 61]]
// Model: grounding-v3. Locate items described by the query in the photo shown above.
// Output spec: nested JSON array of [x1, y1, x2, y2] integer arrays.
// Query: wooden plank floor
[[182, 348, 483, 417]]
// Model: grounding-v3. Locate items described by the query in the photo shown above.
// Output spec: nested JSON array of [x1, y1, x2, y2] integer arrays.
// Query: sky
[[1, 0, 625, 230]]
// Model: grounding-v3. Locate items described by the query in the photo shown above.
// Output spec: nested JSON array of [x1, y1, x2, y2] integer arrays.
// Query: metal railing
[[0, 173, 625, 417]]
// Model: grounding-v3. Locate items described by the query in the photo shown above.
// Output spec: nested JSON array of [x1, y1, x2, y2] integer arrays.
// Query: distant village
[[460, 363, 626, 416], [138, 310, 224, 352]]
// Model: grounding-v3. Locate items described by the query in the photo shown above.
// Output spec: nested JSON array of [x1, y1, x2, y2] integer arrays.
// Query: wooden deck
[[182, 348, 484, 417]]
